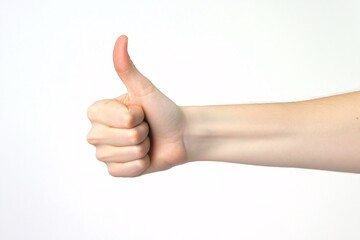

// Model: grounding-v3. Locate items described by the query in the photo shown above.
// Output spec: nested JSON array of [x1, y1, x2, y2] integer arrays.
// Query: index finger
[[87, 99, 144, 128]]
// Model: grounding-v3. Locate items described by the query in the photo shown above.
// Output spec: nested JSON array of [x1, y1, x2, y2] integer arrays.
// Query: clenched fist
[[87, 35, 188, 177]]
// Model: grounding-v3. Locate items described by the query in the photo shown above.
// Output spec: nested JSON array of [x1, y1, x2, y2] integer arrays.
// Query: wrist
[[181, 106, 200, 163], [181, 103, 297, 165]]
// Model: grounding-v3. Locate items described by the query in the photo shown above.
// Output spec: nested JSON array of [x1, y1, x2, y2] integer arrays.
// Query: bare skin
[[87, 35, 360, 177]]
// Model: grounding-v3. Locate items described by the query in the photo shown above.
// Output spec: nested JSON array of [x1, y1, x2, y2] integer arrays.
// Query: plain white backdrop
[[1, 0, 360, 239]]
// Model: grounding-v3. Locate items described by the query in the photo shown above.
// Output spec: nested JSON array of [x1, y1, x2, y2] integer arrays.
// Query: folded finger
[[87, 121, 149, 147], [106, 155, 150, 177], [95, 137, 150, 163], [87, 99, 144, 128]]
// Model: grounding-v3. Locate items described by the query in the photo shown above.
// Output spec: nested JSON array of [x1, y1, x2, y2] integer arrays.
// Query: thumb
[[113, 35, 155, 96]]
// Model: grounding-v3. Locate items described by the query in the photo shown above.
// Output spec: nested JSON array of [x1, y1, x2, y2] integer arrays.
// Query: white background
[[1, 0, 360, 239]]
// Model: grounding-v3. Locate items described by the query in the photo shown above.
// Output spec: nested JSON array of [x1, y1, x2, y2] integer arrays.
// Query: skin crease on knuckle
[[122, 112, 137, 129], [105, 105, 134, 129], [129, 122, 149, 145], [133, 137, 151, 160], [86, 123, 106, 146], [86, 103, 97, 122], [86, 131, 98, 145], [105, 99, 140, 129], [95, 146, 114, 162]]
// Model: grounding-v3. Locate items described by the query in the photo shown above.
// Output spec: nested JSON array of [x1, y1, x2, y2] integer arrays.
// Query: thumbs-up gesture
[[87, 35, 188, 177]]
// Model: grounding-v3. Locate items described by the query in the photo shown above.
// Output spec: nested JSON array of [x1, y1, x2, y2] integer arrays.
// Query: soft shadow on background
[[1, 0, 360, 239]]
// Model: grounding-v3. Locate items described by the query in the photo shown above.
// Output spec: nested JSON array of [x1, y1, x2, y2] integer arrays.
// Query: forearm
[[183, 91, 360, 173]]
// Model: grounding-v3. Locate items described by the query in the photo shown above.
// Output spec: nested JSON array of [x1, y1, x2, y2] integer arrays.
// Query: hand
[[87, 35, 188, 177]]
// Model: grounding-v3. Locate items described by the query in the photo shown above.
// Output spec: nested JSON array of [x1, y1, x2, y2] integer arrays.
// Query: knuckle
[[107, 165, 121, 177], [95, 148, 110, 162], [122, 113, 135, 128], [142, 121, 149, 133], [87, 132, 100, 145], [133, 140, 150, 159], [128, 122, 149, 144], [128, 129, 142, 145], [87, 104, 97, 121], [87, 124, 106, 145], [130, 160, 148, 177], [87, 99, 111, 121]]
